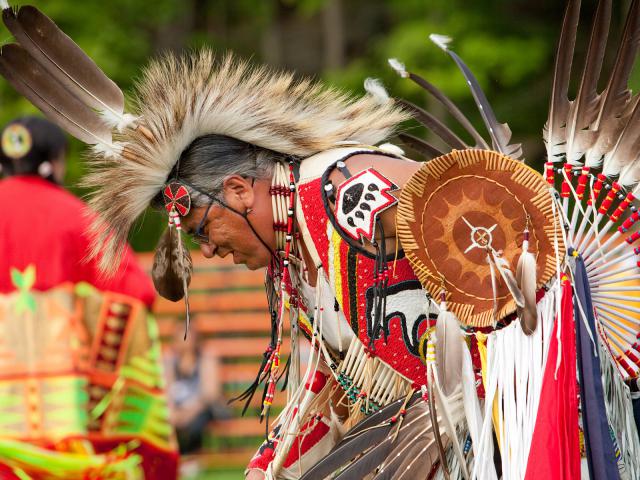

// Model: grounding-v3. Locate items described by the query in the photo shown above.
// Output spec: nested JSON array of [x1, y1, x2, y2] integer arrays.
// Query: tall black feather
[[396, 98, 468, 150], [398, 133, 445, 160], [389, 59, 489, 149], [429, 34, 522, 159]]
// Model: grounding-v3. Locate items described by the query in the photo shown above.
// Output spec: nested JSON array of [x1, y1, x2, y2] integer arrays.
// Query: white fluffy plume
[[388, 58, 409, 78], [429, 34, 452, 51], [364, 77, 390, 105]]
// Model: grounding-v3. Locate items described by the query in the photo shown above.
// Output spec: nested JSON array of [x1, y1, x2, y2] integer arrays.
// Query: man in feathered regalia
[[1, 1, 639, 478]]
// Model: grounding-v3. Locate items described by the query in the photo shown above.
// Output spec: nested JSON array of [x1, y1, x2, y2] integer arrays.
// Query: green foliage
[[1, 0, 635, 250]]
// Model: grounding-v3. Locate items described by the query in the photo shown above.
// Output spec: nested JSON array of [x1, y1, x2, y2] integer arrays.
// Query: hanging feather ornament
[[159, 182, 194, 338], [516, 217, 538, 335], [434, 287, 463, 397], [152, 226, 193, 302]]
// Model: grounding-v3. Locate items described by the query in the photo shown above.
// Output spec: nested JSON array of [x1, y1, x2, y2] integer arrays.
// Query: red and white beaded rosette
[[397, 149, 564, 327]]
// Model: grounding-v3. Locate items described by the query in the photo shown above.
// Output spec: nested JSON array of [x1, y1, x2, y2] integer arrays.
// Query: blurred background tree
[[0, 0, 637, 250]]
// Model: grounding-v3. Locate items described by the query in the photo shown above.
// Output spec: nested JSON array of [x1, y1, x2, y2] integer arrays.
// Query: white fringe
[[473, 286, 558, 480]]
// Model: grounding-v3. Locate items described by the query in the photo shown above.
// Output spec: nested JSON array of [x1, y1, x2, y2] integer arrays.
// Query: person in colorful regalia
[[3, 2, 640, 480], [0, 116, 178, 479]]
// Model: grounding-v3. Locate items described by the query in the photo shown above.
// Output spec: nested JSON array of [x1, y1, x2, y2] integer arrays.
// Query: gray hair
[[164, 134, 292, 208]]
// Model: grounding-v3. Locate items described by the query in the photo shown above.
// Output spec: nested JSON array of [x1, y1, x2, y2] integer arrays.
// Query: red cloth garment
[[524, 276, 581, 479], [0, 176, 154, 306]]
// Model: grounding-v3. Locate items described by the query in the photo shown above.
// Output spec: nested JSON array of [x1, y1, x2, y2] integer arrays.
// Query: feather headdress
[[83, 51, 409, 273]]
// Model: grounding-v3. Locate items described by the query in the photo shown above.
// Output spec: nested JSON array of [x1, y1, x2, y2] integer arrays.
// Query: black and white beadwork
[[334, 168, 398, 241]]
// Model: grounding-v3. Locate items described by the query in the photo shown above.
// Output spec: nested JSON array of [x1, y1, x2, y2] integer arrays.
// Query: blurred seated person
[[164, 319, 229, 454], [0, 117, 178, 479]]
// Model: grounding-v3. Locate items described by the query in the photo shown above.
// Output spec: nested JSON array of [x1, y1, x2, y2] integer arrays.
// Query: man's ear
[[222, 175, 254, 209]]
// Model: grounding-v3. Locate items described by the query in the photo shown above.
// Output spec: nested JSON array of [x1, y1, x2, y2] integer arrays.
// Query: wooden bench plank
[[153, 290, 268, 315], [188, 269, 265, 290], [182, 448, 260, 469], [209, 417, 274, 438], [158, 313, 271, 337], [137, 251, 237, 270], [203, 338, 290, 358]]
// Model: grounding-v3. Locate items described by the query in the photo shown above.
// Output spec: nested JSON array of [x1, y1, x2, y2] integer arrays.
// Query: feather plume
[[2, 5, 126, 121], [83, 51, 410, 274], [429, 34, 522, 159], [516, 230, 538, 335], [364, 77, 390, 105], [0, 43, 111, 145], [151, 226, 193, 302], [434, 305, 463, 397], [98, 109, 138, 133], [396, 98, 467, 150], [387, 58, 409, 78], [544, 0, 581, 162], [603, 96, 640, 180], [564, 0, 611, 164], [377, 142, 405, 156], [397, 133, 444, 159], [586, 0, 640, 168], [90, 141, 124, 159]]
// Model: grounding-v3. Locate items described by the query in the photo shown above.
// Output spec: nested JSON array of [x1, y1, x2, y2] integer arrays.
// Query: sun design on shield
[[425, 179, 531, 301], [397, 149, 563, 327]]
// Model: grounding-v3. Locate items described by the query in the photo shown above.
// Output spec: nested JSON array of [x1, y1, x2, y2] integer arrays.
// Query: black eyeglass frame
[[175, 178, 253, 246]]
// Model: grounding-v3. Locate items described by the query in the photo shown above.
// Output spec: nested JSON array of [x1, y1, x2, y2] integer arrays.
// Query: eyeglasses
[[179, 178, 254, 245], [190, 198, 216, 245]]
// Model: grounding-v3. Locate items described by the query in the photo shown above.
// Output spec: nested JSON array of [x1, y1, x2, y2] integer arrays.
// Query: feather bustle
[[564, 0, 610, 164], [544, 0, 581, 161], [586, 0, 640, 168]]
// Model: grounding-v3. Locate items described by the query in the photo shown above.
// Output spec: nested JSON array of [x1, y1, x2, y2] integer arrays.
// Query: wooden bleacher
[[136, 251, 289, 469]]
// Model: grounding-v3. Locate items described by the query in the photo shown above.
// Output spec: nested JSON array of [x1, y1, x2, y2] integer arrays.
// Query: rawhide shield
[[397, 149, 564, 327]]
